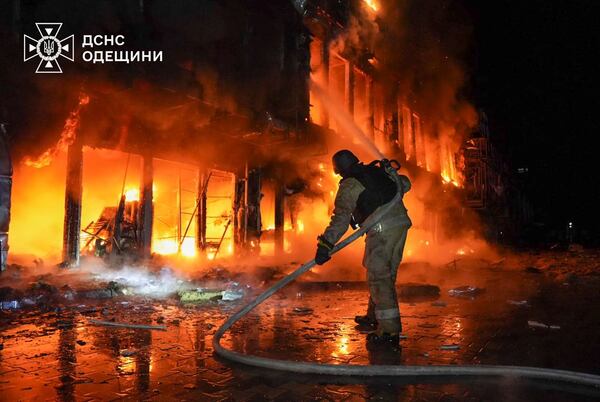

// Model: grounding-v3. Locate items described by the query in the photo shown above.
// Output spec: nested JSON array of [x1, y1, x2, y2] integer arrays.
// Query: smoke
[[4, 1, 497, 281], [332, 0, 478, 146]]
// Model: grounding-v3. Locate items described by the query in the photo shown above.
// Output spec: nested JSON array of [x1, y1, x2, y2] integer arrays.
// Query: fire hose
[[213, 192, 600, 388]]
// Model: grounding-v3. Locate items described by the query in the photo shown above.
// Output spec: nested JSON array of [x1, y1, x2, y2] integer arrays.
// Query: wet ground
[[1, 255, 600, 401]]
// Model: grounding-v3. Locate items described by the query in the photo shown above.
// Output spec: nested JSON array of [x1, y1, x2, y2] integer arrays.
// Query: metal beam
[[274, 181, 285, 255], [139, 155, 153, 257], [197, 170, 208, 252], [344, 61, 354, 115], [62, 138, 83, 267], [0, 123, 12, 271]]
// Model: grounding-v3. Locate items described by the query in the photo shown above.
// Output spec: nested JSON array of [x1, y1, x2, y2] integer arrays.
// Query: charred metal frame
[[139, 154, 154, 258], [62, 136, 83, 267], [196, 170, 208, 252], [0, 123, 12, 271], [274, 181, 285, 255]]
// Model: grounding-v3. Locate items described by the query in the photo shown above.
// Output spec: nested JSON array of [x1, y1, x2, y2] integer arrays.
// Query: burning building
[[0, 0, 529, 271]]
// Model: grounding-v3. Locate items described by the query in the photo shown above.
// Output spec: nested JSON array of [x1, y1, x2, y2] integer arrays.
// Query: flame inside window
[[363, 0, 378, 12]]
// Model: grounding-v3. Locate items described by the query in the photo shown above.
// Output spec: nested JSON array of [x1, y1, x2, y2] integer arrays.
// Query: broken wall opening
[[80, 149, 143, 258]]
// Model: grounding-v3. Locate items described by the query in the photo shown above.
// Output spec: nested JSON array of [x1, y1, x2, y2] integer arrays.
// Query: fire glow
[[6, 0, 489, 271], [24, 93, 90, 169], [363, 0, 378, 12]]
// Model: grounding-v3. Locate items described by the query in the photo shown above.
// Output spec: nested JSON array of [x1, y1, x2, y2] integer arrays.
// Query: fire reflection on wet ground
[[1, 265, 600, 401]]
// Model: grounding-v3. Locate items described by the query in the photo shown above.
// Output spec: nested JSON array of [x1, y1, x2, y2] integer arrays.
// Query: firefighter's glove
[[315, 236, 333, 265]]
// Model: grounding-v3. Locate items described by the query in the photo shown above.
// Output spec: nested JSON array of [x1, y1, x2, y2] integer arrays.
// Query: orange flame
[[363, 0, 378, 12], [23, 92, 90, 168]]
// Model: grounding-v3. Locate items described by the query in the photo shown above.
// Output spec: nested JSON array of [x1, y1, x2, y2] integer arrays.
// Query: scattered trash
[[28, 280, 57, 295], [60, 285, 76, 301], [528, 320, 560, 330], [79, 289, 114, 299], [508, 300, 529, 306], [120, 349, 136, 357], [292, 307, 313, 315], [440, 344, 460, 350], [183, 384, 196, 390], [431, 301, 447, 307], [88, 319, 167, 331], [179, 288, 223, 303], [76, 340, 86, 346], [0, 300, 20, 310], [222, 289, 244, 301], [422, 352, 429, 357], [106, 281, 127, 296], [448, 286, 485, 298]]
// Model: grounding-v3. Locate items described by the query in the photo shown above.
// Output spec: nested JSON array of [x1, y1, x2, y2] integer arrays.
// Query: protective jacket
[[321, 162, 411, 246]]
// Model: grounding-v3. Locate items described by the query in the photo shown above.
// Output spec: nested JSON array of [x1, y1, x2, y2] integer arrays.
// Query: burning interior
[[0, 0, 531, 273]]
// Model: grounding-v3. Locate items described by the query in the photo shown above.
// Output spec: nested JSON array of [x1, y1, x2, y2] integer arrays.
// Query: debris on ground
[[448, 286, 485, 299], [89, 319, 167, 331], [0, 300, 20, 310], [528, 320, 560, 330], [120, 349, 136, 357], [60, 285, 76, 301], [440, 344, 460, 350], [178, 288, 223, 303], [292, 307, 313, 315], [508, 300, 529, 306], [222, 289, 244, 301], [431, 301, 447, 307], [79, 288, 114, 299]]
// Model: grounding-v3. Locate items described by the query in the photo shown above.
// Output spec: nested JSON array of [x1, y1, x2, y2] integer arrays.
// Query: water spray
[[309, 79, 385, 160]]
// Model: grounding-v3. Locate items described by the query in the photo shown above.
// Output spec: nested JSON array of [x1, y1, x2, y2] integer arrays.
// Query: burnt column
[[246, 167, 262, 253], [0, 123, 12, 271], [397, 95, 404, 154], [62, 137, 83, 267], [196, 170, 208, 252], [233, 172, 245, 251], [366, 76, 374, 139], [321, 37, 330, 128], [139, 155, 153, 258], [345, 62, 355, 115], [274, 182, 285, 255]]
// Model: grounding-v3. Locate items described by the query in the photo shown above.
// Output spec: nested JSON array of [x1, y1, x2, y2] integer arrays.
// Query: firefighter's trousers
[[362, 221, 410, 334]]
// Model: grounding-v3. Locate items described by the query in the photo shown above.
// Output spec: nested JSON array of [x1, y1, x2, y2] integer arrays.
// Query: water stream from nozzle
[[309, 79, 385, 160]]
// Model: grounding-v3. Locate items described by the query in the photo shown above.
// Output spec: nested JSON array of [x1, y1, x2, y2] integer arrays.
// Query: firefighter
[[315, 150, 412, 343]]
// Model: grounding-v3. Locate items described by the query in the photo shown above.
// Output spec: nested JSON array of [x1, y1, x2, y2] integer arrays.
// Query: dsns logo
[[24, 23, 74, 73]]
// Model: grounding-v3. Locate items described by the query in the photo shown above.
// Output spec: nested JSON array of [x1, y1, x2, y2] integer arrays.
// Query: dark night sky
[[464, 0, 599, 232]]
